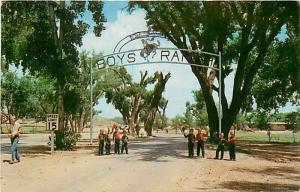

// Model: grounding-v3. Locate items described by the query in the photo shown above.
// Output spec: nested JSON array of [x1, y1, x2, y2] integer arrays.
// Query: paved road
[[1, 133, 300, 192]]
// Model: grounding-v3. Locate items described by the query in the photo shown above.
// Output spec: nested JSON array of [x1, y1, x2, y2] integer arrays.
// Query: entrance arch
[[89, 30, 222, 143]]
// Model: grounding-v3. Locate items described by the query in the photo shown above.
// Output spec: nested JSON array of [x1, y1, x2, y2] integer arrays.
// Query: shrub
[[55, 130, 81, 151]]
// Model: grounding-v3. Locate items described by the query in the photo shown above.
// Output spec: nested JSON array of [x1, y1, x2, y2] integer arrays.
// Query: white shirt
[[10, 122, 20, 135]]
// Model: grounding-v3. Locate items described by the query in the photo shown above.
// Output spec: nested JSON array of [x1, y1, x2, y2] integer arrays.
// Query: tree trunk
[[78, 109, 85, 132], [192, 67, 219, 139], [161, 100, 168, 130], [70, 115, 75, 132], [58, 84, 65, 131], [129, 95, 141, 136], [129, 71, 148, 135], [144, 72, 171, 136], [64, 114, 69, 130], [145, 108, 157, 136], [48, 1, 66, 132], [75, 118, 78, 133]]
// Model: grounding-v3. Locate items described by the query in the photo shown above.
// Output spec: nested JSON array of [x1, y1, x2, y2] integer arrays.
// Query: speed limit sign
[[46, 114, 59, 130]]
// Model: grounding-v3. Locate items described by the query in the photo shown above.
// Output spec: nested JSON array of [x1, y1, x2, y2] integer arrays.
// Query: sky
[[75, 1, 298, 118], [79, 1, 216, 118]]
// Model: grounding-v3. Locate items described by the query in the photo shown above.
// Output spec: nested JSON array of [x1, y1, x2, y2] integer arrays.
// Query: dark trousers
[[215, 145, 224, 159], [121, 143, 128, 154], [105, 143, 111, 155], [229, 144, 236, 160], [98, 141, 104, 155], [197, 141, 205, 157], [114, 140, 120, 154], [188, 142, 194, 157]]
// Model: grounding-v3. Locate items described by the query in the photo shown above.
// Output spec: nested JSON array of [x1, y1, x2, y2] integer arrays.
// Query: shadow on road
[[220, 181, 300, 192], [1, 143, 50, 158], [236, 141, 300, 162], [125, 135, 189, 162], [231, 166, 300, 183]]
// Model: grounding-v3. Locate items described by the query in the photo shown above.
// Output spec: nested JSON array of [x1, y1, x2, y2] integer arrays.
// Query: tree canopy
[[1, 1, 106, 130], [129, 1, 299, 137]]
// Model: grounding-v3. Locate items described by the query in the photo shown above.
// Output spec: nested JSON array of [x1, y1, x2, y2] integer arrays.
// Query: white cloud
[[79, 10, 148, 54], [79, 9, 239, 118]]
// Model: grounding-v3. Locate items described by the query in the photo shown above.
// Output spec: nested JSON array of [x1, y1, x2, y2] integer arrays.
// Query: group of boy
[[184, 128, 206, 158], [214, 132, 236, 160], [184, 128, 236, 161], [98, 127, 129, 156]]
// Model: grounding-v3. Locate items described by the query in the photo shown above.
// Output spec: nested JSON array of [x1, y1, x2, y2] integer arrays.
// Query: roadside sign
[[46, 114, 58, 130]]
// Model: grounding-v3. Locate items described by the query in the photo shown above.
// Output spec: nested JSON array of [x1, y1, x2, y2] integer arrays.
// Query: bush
[[55, 130, 81, 151]]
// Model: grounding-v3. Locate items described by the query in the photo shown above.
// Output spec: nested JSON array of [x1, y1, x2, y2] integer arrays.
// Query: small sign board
[[46, 114, 59, 130]]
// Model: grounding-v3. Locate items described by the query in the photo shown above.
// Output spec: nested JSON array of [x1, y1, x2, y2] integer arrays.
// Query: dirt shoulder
[[1, 133, 300, 192]]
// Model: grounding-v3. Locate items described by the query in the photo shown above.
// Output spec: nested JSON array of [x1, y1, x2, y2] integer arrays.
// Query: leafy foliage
[[285, 110, 300, 132], [1, 71, 56, 120], [185, 90, 208, 127], [129, 1, 299, 137], [104, 67, 170, 135], [55, 130, 81, 151], [171, 115, 184, 129], [250, 37, 300, 111], [1, 1, 106, 130]]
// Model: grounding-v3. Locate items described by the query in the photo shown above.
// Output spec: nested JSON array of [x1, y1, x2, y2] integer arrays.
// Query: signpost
[[46, 114, 58, 154]]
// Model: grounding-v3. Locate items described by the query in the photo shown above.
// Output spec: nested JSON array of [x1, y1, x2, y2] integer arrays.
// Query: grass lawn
[[1, 122, 47, 134], [21, 125, 47, 134], [236, 130, 300, 143]]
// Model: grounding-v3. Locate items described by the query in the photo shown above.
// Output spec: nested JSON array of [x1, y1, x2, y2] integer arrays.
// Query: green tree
[[129, 1, 299, 138], [249, 37, 300, 111], [235, 113, 247, 130], [105, 68, 170, 136], [143, 72, 171, 136], [1, 72, 56, 120], [171, 115, 184, 134], [285, 110, 300, 143], [186, 90, 208, 127], [110, 117, 124, 125], [183, 102, 194, 128], [152, 100, 168, 131], [1, 1, 106, 130], [158, 99, 168, 130], [105, 68, 155, 134], [64, 51, 118, 132]]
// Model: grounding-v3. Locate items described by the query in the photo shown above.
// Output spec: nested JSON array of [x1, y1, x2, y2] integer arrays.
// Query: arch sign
[[94, 30, 222, 134], [96, 30, 220, 72]]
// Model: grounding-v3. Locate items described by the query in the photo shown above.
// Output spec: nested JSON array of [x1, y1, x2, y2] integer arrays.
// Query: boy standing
[[184, 128, 196, 158], [214, 132, 226, 160], [113, 128, 121, 154], [98, 130, 105, 156], [228, 131, 237, 161], [105, 133, 111, 155], [196, 129, 206, 158], [121, 131, 129, 154]]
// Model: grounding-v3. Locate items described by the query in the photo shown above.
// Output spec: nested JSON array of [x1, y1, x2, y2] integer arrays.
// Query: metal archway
[[89, 31, 222, 144]]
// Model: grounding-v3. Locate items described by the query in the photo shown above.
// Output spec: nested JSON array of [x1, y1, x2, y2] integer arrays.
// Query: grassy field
[[2, 118, 300, 144], [1, 121, 46, 134], [236, 130, 300, 143], [1, 116, 117, 134]]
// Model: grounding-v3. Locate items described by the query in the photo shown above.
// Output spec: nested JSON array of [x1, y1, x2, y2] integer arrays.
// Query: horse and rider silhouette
[[140, 37, 160, 61]]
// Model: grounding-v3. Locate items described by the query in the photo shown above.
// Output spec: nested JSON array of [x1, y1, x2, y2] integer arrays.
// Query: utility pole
[[90, 57, 93, 144]]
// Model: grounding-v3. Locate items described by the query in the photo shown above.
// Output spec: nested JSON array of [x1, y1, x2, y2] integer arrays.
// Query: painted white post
[[90, 58, 93, 144], [219, 52, 222, 134], [51, 130, 54, 154]]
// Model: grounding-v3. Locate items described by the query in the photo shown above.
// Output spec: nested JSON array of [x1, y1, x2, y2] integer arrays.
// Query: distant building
[[268, 122, 288, 131]]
